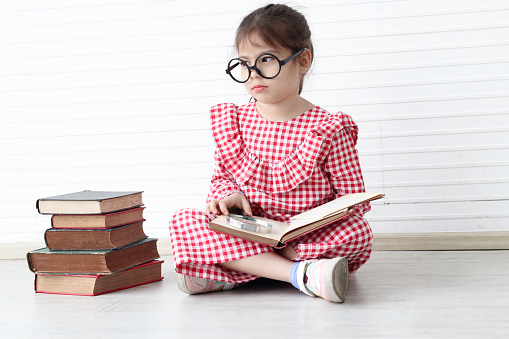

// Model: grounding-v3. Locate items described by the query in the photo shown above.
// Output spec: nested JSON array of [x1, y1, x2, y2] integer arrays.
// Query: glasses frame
[[226, 48, 307, 83]]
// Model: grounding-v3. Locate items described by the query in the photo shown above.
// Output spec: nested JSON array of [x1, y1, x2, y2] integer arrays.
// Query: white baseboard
[[372, 231, 509, 251], [3, 232, 508, 260]]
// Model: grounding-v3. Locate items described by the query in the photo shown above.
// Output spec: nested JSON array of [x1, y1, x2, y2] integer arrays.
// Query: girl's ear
[[298, 49, 313, 74]]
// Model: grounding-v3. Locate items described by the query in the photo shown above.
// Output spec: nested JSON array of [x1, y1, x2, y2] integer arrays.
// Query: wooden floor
[[2, 251, 508, 338]]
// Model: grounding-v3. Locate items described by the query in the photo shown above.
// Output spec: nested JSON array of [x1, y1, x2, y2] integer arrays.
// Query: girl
[[169, 4, 372, 303]]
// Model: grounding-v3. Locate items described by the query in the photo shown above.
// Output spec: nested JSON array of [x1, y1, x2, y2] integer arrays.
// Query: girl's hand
[[205, 193, 253, 217]]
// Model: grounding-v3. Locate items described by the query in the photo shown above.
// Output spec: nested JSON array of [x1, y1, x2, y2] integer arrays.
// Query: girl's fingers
[[241, 198, 253, 216], [207, 200, 221, 215], [219, 200, 230, 215], [206, 195, 251, 216]]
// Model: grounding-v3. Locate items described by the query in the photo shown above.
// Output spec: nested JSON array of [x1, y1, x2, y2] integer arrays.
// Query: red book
[[34, 260, 164, 296]]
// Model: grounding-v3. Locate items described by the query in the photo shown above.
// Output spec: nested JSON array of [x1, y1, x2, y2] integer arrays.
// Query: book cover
[[34, 260, 164, 296], [208, 192, 384, 248], [44, 221, 147, 250], [50, 207, 145, 229], [36, 190, 144, 215], [27, 238, 159, 274]]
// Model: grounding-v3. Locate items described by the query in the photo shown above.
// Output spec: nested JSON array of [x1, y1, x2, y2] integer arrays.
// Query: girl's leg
[[218, 251, 294, 282], [218, 245, 298, 282], [277, 244, 298, 260]]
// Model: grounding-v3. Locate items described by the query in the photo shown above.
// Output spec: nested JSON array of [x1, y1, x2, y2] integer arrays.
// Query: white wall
[[1, 0, 508, 245]]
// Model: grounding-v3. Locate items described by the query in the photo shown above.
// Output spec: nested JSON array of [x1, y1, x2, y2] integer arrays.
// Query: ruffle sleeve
[[324, 111, 369, 215], [210, 103, 351, 194], [335, 113, 359, 146]]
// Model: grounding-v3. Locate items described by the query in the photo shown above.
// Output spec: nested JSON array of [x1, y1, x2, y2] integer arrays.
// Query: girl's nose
[[249, 68, 260, 80]]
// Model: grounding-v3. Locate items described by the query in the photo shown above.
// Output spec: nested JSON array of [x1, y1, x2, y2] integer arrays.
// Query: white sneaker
[[296, 257, 348, 303]]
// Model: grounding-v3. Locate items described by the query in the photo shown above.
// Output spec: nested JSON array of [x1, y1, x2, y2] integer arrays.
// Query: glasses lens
[[227, 59, 249, 82], [256, 54, 281, 79]]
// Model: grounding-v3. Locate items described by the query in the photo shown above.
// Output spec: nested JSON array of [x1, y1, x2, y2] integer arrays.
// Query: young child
[[169, 4, 372, 303]]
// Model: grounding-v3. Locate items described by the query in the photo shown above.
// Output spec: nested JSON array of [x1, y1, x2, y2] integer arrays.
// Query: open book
[[208, 192, 384, 248]]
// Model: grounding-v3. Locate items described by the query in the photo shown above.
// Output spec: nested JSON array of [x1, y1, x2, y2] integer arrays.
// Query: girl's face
[[237, 34, 309, 105]]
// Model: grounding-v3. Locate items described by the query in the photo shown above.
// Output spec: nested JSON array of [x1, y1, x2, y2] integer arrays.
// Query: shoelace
[[303, 262, 321, 296]]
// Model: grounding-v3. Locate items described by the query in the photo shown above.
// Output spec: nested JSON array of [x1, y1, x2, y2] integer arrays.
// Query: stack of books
[[27, 190, 163, 296]]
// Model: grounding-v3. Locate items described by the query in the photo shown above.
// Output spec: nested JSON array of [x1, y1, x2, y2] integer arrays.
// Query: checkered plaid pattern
[[169, 102, 373, 283]]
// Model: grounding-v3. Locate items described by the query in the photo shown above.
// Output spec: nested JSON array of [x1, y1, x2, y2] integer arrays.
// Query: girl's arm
[[325, 126, 370, 216], [205, 149, 252, 216]]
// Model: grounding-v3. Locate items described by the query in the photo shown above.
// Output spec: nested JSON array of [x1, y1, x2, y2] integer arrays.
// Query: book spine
[[26, 252, 36, 273]]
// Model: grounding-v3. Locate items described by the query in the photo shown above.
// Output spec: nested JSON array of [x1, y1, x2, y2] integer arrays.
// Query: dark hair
[[234, 4, 314, 94]]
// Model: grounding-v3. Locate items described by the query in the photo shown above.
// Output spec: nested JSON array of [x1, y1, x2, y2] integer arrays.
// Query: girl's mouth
[[252, 85, 267, 93]]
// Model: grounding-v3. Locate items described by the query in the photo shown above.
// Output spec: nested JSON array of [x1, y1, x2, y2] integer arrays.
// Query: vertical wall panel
[[1, 0, 508, 244]]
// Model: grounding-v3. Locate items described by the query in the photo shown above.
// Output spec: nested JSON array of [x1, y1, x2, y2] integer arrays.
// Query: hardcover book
[[27, 238, 159, 274], [44, 221, 147, 250], [36, 190, 143, 215], [34, 260, 164, 296], [208, 192, 384, 248], [50, 207, 145, 229]]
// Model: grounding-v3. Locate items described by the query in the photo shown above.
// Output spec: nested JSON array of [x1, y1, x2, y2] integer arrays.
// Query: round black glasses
[[226, 48, 307, 83]]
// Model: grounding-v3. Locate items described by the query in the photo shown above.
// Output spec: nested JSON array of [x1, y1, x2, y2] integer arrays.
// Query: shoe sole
[[176, 274, 239, 295], [325, 257, 348, 303]]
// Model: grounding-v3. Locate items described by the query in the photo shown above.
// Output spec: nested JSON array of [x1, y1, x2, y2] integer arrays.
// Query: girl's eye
[[261, 56, 274, 63]]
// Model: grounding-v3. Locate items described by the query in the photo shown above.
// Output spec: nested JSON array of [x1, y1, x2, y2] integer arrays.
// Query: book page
[[289, 192, 384, 227]]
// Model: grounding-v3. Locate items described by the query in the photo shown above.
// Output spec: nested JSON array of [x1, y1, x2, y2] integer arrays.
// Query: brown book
[[44, 221, 147, 250], [36, 190, 143, 215], [50, 207, 145, 229], [27, 238, 159, 274], [208, 192, 384, 248], [34, 260, 164, 296]]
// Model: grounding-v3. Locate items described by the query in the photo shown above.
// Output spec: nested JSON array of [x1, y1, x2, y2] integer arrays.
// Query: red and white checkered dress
[[169, 102, 373, 283]]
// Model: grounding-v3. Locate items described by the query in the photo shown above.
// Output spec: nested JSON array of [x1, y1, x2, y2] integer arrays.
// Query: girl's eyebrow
[[239, 49, 281, 59]]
